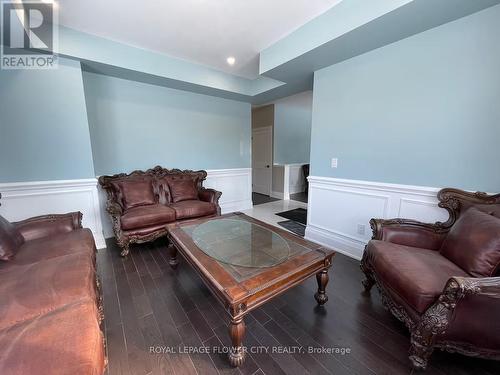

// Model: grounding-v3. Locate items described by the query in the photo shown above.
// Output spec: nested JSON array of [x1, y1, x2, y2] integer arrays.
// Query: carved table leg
[[169, 245, 179, 269], [228, 318, 246, 367], [314, 269, 329, 305]]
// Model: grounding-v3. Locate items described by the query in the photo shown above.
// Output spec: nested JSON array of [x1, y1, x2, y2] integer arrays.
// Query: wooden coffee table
[[166, 212, 335, 367]]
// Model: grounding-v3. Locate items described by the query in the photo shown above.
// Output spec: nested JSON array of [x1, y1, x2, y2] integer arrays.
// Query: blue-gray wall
[[82, 72, 251, 175], [310, 4, 500, 192], [0, 58, 95, 182], [273, 91, 312, 165]]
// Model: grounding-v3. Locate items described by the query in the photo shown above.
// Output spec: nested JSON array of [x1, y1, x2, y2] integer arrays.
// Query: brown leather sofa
[[361, 188, 500, 370], [99, 166, 222, 256], [0, 211, 105, 375]]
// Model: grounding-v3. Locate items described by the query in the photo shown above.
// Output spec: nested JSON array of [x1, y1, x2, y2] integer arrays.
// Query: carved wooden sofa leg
[[120, 243, 130, 257], [362, 274, 376, 292], [408, 293, 454, 371], [360, 251, 375, 292], [409, 332, 435, 370]]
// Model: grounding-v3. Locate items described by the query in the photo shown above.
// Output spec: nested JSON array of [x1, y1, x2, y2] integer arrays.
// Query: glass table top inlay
[[186, 219, 291, 268]]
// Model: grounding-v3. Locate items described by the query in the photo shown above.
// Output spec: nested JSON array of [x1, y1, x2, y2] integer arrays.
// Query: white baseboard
[[304, 176, 449, 260], [305, 225, 365, 260], [289, 184, 306, 195], [0, 179, 106, 249], [270, 190, 287, 200]]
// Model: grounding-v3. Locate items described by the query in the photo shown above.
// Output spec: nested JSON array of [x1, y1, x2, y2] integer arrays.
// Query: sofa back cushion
[[114, 179, 156, 210], [166, 177, 199, 203], [440, 208, 500, 277], [0, 215, 24, 261]]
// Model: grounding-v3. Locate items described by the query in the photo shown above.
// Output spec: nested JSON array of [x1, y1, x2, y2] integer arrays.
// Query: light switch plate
[[357, 224, 366, 235], [331, 158, 338, 168]]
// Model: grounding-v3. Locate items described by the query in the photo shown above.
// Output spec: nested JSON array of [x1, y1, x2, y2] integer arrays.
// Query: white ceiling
[[57, 0, 342, 79]]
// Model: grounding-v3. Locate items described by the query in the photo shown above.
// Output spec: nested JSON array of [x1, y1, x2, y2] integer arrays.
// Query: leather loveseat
[[99, 166, 222, 256], [0, 211, 105, 375], [361, 188, 500, 370]]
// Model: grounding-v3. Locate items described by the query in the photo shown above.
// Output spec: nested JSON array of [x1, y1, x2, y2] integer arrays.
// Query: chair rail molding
[[0, 178, 106, 249], [305, 176, 449, 260]]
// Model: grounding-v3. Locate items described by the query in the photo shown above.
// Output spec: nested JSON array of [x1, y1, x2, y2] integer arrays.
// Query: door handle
[[266, 165, 270, 168]]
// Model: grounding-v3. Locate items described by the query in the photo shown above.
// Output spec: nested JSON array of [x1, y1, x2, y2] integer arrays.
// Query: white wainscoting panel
[[305, 177, 449, 260], [0, 169, 252, 244], [205, 168, 253, 214], [271, 164, 306, 200], [288, 164, 306, 194], [0, 179, 106, 249]]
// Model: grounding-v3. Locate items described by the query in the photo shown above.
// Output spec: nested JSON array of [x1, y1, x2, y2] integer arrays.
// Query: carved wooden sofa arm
[[444, 276, 500, 297], [409, 276, 500, 369], [370, 218, 450, 251], [13, 212, 83, 242], [199, 188, 222, 215], [106, 202, 123, 216]]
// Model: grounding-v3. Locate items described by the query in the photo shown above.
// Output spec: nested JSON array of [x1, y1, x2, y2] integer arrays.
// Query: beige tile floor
[[242, 198, 307, 232]]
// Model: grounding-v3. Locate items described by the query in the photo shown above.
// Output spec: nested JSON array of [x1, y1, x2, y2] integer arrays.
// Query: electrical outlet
[[331, 158, 338, 168], [357, 224, 366, 235]]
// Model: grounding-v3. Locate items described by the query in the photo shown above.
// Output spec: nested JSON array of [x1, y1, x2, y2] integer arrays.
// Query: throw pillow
[[167, 178, 199, 203], [440, 207, 500, 277]]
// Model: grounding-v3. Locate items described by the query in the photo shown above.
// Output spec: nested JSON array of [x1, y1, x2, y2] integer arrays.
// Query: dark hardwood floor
[[98, 239, 500, 375]]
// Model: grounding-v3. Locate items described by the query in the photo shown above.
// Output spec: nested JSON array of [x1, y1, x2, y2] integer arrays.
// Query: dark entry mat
[[276, 208, 307, 225], [277, 220, 306, 237]]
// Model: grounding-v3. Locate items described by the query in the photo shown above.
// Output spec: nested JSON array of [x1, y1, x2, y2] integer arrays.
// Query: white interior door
[[252, 127, 273, 195]]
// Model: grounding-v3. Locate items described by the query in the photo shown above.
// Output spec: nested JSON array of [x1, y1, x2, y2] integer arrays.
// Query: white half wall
[[305, 176, 450, 260], [288, 164, 306, 194], [271, 163, 306, 200], [205, 168, 253, 213], [0, 179, 106, 249], [0, 168, 253, 247]]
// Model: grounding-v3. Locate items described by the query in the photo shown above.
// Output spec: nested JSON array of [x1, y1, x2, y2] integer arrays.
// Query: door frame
[[251, 126, 273, 196]]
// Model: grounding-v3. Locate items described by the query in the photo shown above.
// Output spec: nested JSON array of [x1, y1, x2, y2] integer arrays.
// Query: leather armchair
[[361, 188, 500, 370]]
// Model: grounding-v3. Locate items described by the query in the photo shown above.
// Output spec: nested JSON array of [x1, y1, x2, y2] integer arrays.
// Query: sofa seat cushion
[[440, 208, 500, 277], [0, 302, 105, 375], [0, 229, 96, 270], [0, 253, 97, 330], [365, 240, 469, 314], [170, 200, 216, 220], [121, 204, 176, 230]]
